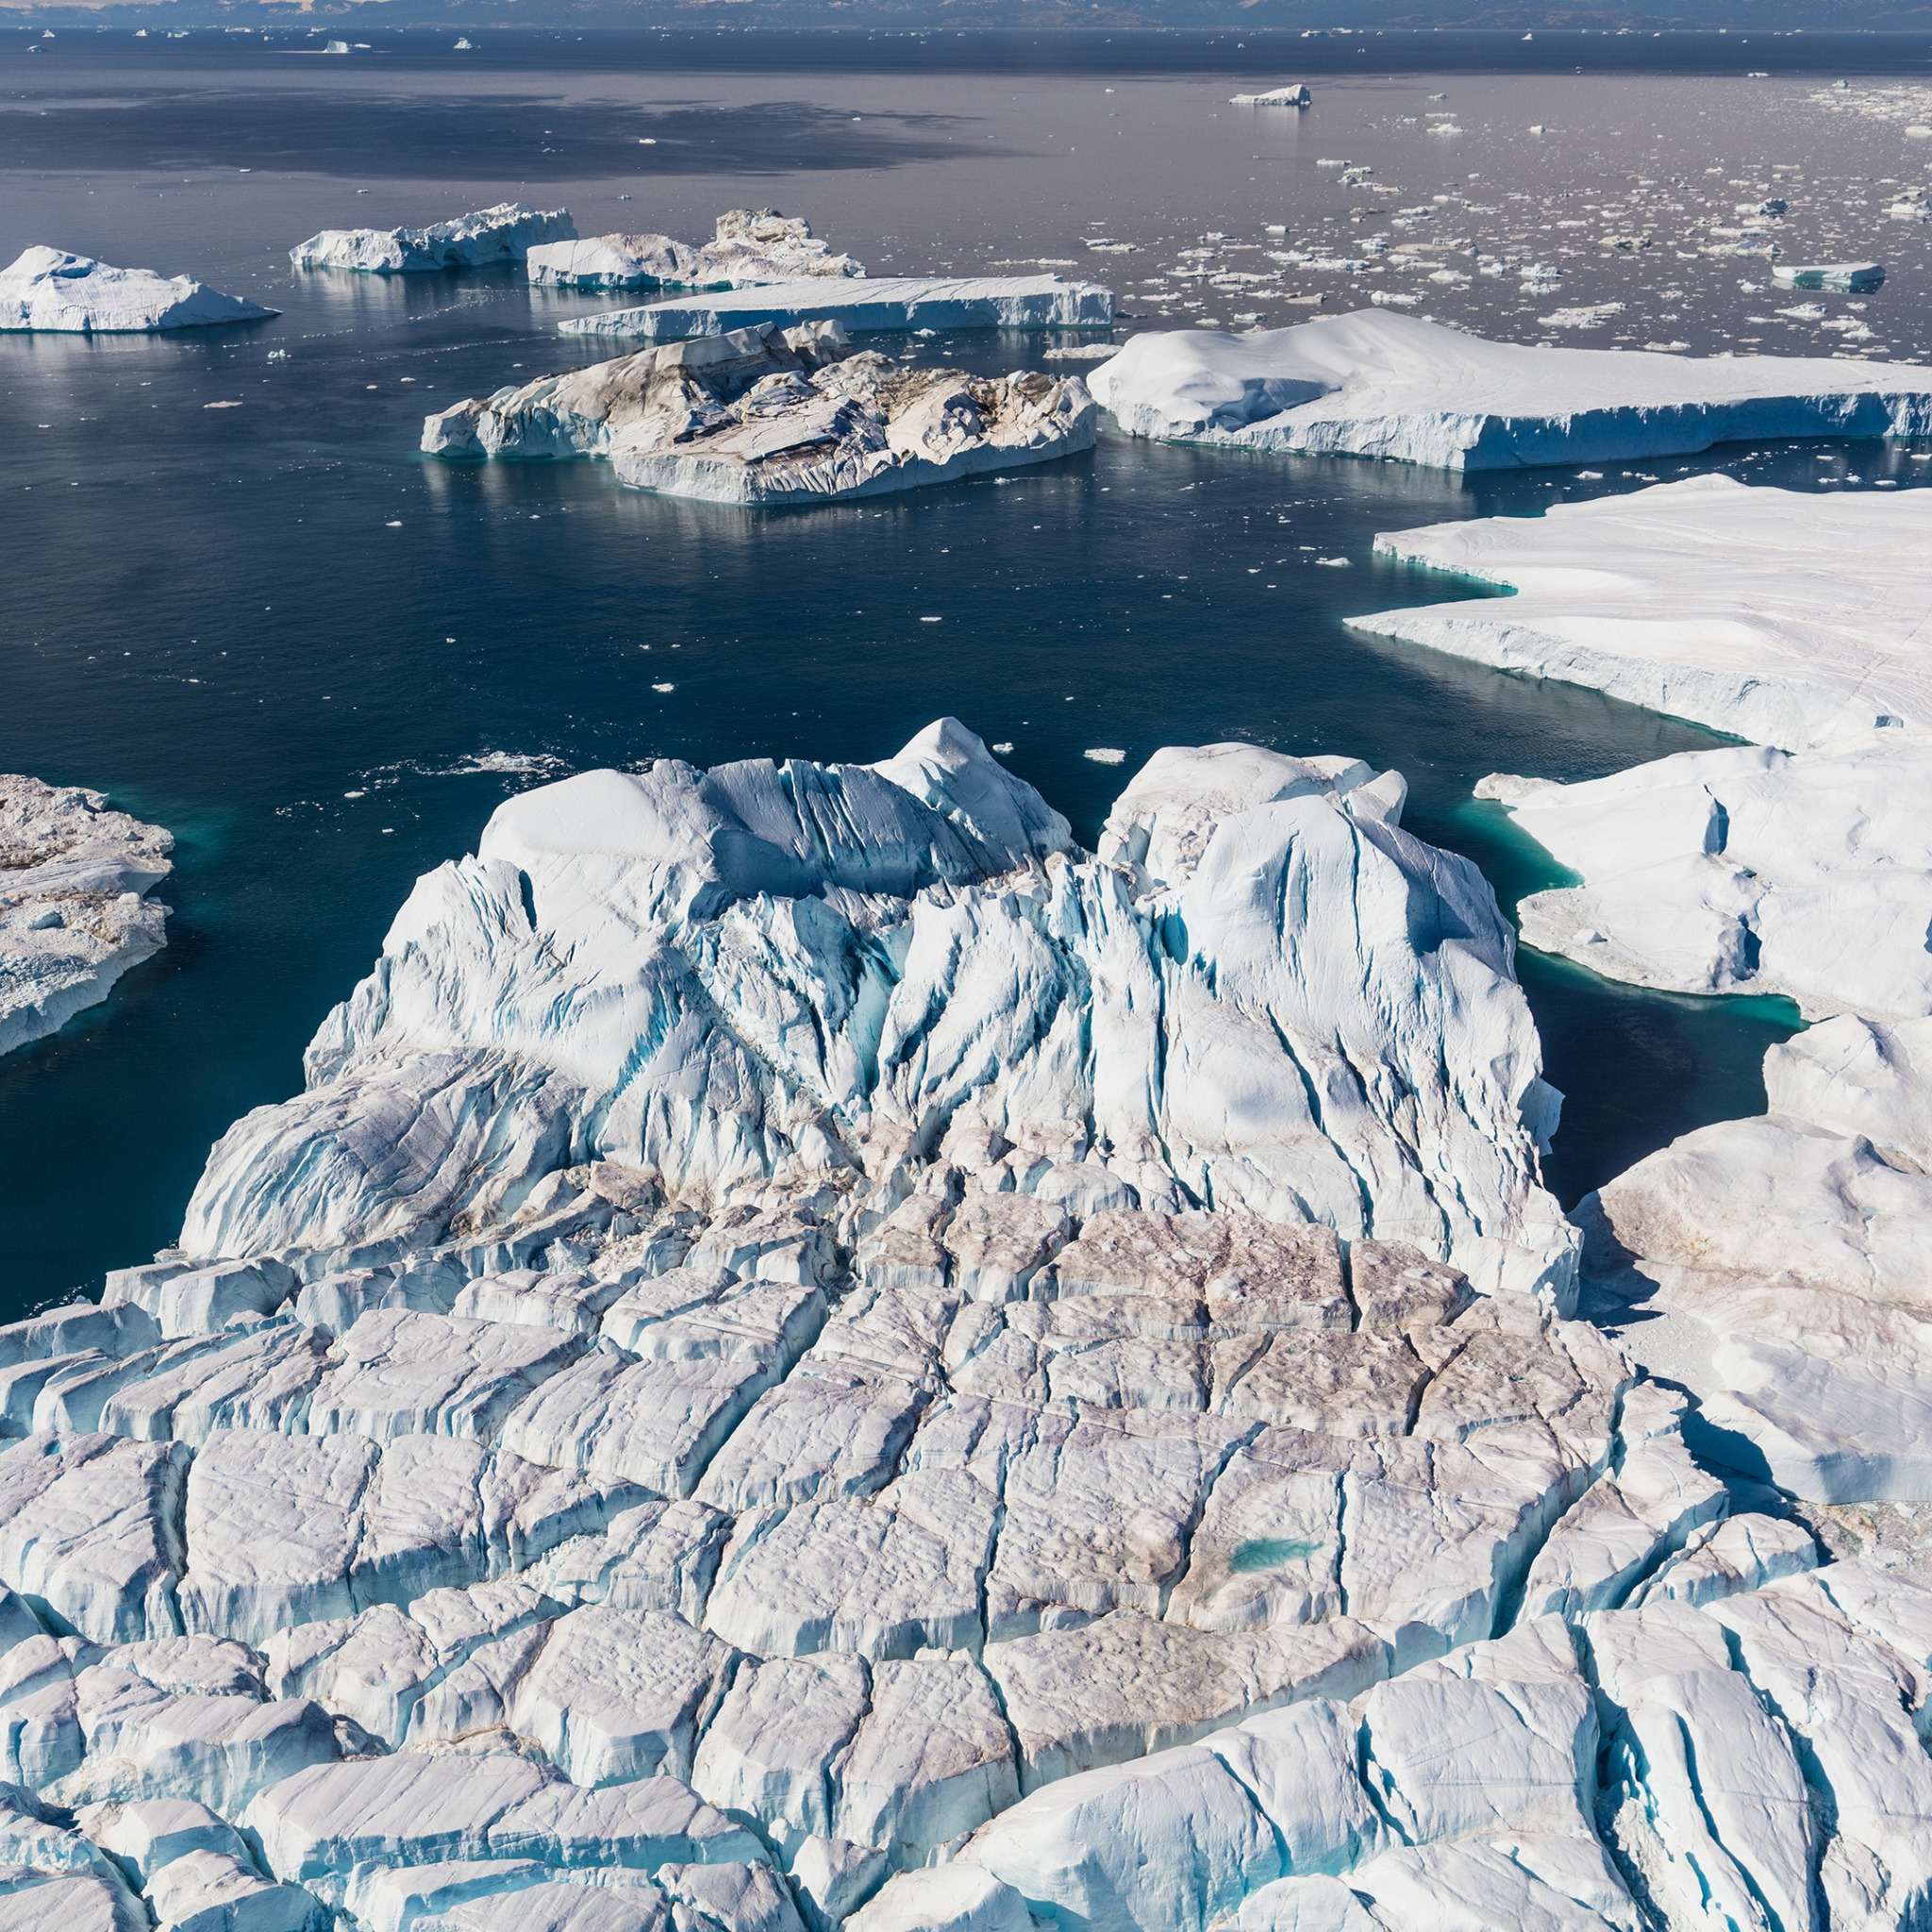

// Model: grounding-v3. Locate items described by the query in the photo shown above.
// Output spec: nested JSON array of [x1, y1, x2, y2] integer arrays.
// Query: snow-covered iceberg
[[1087, 308, 1932, 470], [2, 774, 173, 1057], [0, 248, 276, 333], [527, 209, 862, 292], [1228, 83, 1311, 106], [1348, 475, 1932, 749], [557, 276, 1113, 341], [290, 204, 575, 275], [421, 324, 1096, 506], [1476, 732, 1932, 1022]]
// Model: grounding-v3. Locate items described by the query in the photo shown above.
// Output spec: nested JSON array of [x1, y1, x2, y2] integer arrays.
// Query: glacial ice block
[[527, 209, 862, 292], [1772, 260, 1884, 290], [1349, 475, 1932, 749], [290, 205, 574, 275], [556, 276, 1113, 341], [2, 776, 175, 1057], [1087, 308, 1932, 470], [0, 249, 276, 333]]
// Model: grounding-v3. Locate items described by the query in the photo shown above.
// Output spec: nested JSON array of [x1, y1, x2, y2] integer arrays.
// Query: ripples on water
[[3, 28, 1925, 1309]]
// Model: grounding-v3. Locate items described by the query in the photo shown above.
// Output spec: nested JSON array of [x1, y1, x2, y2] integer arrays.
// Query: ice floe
[[290, 205, 575, 275], [556, 276, 1113, 341], [0, 248, 276, 333], [421, 323, 1095, 505], [1349, 475, 1932, 748], [527, 211, 862, 292], [1087, 308, 1932, 470], [1, 776, 174, 1057], [1772, 260, 1886, 291]]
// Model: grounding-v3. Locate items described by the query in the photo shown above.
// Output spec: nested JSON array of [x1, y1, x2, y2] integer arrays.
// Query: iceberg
[[527, 210, 862, 292], [1348, 475, 1932, 749], [1475, 733, 1932, 1022], [290, 205, 575, 275], [556, 276, 1113, 341], [2, 775, 174, 1057], [1771, 259, 1885, 290], [0, 249, 276, 333], [1228, 84, 1312, 107], [1086, 308, 1932, 470], [421, 324, 1097, 506]]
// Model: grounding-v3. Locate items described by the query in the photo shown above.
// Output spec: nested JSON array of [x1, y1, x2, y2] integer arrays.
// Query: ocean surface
[[4, 28, 1928, 1314]]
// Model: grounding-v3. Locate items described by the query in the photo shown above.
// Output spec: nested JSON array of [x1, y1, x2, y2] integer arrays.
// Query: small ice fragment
[[1084, 747, 1127, 764], [992, 741, 1015, 754], [652, 682, 675, 693]]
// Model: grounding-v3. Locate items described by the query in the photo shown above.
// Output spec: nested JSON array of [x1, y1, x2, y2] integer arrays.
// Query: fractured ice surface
[[0, 249, 276, 333], [1, 777, 174, 1057], [1089, 308, 1932, 470], [527, 211, 862, 292], [290, 205, 575, 275]]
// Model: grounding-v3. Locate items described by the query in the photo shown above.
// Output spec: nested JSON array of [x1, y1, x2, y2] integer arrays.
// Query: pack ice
[[7, 723, 1898, 1932], [557, 277, 1114, 341], [290, 205, 575, 275], [1, 775, 173, 1057], [0, 248, 276, 332], [1349, 475, 1932, 748], [527, 210, 862, 292], [1087, 308, 1932, 470], [421, 324, 1097, 506]]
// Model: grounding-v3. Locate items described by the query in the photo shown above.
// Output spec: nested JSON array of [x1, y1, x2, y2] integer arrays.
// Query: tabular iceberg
[[527, 210, 863, 292], [1348, 475, 1932, 748], [421, 323, 1097, 506], [557, 276, 1114, 341], [291, 204, 575, 275], [0, 248, 276, 333], [1, 775, 173, 1057], [1087, 308, 1932, 470], [1228, 84, 1312, 107], [1476, 732, 1932, 1021]]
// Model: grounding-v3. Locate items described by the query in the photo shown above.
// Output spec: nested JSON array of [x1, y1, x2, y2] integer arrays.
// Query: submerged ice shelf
[[422, 324, 1097, 506], [0, 775, 173, 1058], [0, 248, 276, 333], [1088, 309, 1932, 471], [291, 204, 575, 275], [528, 209, 863, 293]]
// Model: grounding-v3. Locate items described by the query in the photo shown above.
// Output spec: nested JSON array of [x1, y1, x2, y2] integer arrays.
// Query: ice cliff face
[[422, 326, 1098, 506], [1089, 309, 1932, 471], [0, 776, 174, 1057], [290, 205, 575, 275], [527, 210, 863, 292], [0, 248, 276, 333]]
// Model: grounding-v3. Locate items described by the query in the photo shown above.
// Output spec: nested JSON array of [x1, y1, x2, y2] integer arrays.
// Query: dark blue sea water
[[5, 30, 1924, 1314]]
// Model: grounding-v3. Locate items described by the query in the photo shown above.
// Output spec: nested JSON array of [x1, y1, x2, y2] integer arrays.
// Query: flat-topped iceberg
[[1349, 475, 1932, 748], [1229, 83, 1311, 106], [2, 774, 174, 1056], [291, 204, 575, 275], [0, 247, 276, 332], [527, 209, 862, 292], [557, 276, 1113, 342], [1477, 733, 1932, 1022], [1087, 308, 1932, 470], [1773, 259, 1885, 290], [421, 323, 1097, 506]]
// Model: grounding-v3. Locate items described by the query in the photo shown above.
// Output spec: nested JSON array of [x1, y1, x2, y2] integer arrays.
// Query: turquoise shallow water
[[7, 33, 1915, 1313]]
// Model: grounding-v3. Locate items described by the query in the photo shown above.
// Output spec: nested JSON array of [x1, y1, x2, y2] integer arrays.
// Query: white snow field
[[1475, 733, 1932, 1022], [556, 276, 1114, 341], [1, 775, 174, 1056], [8, 724, 1920, 1932], [290, 204, 575, 274], [0, 247, 276, 332], [527, 209, 863, 292], [1349, 475, 1932, 748], [1087, 308, 1932, 469], [421, 324, 1096, 505]]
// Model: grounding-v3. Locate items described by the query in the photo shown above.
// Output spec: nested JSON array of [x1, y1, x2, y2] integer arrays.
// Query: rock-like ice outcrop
[[557, 276, 1113, 341], [1350, 475, 1932, 749], [1475, 731, 1932, 1020], [290, 205, 575, 275], [0, 248, 275, 333], [1088, 308, 1932, 470], [421, 324, 1096, 506], [2, 776, 174, 1057], [527, 211, 861, 292]]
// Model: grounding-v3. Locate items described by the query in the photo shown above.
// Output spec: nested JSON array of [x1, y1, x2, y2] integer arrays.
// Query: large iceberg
[[290, 205, 575, 275], [0, 248, 276, 333], [1349, 475, 1932, 748], [1087, 308, 1932, 469], [1, 775, 174, 1057], [421, 325, 1096, 506], [527, 210, 862, 292], [557, 276, 1113, 341], [1475, 732, 1932, 1021]]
